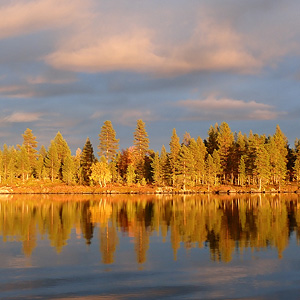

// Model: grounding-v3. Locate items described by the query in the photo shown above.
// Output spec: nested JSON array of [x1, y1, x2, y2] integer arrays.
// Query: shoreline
[[0, 184, 299, 195]]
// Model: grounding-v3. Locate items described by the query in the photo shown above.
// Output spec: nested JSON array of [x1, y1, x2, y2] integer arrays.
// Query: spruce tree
[[98, 120, 119, 162], [80, 137, 96, 185]]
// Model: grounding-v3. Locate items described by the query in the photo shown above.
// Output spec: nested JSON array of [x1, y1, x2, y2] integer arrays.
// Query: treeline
[[0, 120, 299, 189]]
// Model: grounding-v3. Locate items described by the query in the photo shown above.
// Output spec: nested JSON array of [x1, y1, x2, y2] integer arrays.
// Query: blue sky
[[0, 0, 300, 154]]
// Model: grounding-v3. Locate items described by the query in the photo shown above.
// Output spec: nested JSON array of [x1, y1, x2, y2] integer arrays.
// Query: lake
[[1, 193, 300, 299]]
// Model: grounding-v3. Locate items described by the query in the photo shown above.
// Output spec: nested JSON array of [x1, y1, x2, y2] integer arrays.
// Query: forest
[[0, 120, 299, 191]]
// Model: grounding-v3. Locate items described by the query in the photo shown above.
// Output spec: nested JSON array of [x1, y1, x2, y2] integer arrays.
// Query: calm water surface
[[1, 193, 300, 299]]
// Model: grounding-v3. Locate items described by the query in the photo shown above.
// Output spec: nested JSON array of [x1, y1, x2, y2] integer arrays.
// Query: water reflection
[[0, 193, 300, 263]]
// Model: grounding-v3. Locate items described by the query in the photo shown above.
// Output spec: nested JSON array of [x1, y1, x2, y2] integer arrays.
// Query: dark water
[[1, 193, 300, 299]]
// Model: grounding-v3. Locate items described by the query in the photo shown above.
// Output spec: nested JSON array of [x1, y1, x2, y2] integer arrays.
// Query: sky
[[0, 0, 300, 154]]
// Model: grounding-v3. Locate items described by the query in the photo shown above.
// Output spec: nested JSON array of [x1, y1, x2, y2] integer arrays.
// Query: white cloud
[[3, 112, 43, 123], [1, 0, 298, 77], [45, 16, 261, 76], [0, 0, 91, 39], [176, 96, 286, 121]]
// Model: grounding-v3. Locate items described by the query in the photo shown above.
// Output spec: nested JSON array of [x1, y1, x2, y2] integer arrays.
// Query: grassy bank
[[0, 181, 299, 194]]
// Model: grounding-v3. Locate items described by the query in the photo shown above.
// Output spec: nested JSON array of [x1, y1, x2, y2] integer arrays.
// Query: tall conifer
[[80, 138, 96, 185], [169, 128, 180, 186], [98, 120, 119, 162]]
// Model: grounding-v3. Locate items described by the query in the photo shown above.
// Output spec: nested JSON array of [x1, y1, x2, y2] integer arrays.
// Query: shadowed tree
[[205, 123, 219, 155], [80, 137, 96, 185]]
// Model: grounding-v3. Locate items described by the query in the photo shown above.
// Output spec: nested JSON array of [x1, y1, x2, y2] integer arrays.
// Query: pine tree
[[133, 119, 149, 160], [44, 140, 60, 182], [98, 120, 119, 162], [217, 122, 234, 182], [22, 128, 38, 176], [53, 132, 71, 180], [54, 132, 71, 162], [254, 136, 271, 190], [169, 128, 180, 186], [133, 119, 149, 181], [205, 123, 219, 155], [269, 125, 288, 187], [80, 137, 96, 185]]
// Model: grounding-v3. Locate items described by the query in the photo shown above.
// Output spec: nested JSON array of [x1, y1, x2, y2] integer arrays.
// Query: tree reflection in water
[[0, 193, 299, 263]]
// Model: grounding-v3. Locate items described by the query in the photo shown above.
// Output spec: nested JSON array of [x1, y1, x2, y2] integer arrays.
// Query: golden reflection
[[0, 194, 299, 263]]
